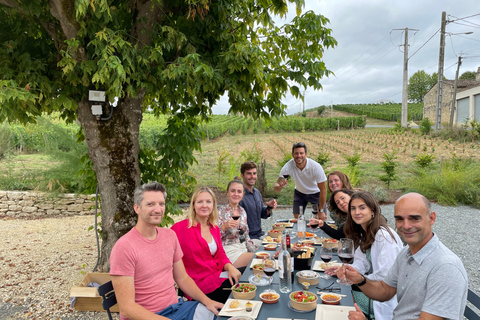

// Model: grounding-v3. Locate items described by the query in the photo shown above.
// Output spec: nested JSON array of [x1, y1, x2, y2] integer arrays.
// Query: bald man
[[339, 193, 468, 320]]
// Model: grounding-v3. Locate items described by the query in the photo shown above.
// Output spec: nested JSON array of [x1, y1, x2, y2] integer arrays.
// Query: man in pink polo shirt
[[110, 182, 223, 320]]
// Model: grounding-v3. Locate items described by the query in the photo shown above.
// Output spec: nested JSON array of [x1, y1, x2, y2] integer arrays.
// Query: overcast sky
[[212, 0, 480, 115]]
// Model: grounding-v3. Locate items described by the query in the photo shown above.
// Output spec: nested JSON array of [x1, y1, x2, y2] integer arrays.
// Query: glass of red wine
[[231, 214, 243, 242], [263, 257, 276, 290], [337, 238, 354, 285], [309, 220, 319, 235], [319, 246, 333, 279]]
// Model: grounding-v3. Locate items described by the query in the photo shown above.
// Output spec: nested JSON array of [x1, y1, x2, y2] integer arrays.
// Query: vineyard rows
[[330, 103, 423, 122]]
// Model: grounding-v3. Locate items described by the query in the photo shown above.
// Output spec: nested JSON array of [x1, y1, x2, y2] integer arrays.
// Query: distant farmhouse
[[377, 99, 394, 104], [424, 67, 480, 126]]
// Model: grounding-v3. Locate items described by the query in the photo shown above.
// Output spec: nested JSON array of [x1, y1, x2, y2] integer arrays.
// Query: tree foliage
[[408, 70, 436, 103], [0, 0, 337, 270], [459, 71, 476, 80]]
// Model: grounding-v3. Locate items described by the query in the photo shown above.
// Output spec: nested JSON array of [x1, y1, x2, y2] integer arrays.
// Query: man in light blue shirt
[[239, 161, 277, 245], [340, 193, 468, 320]]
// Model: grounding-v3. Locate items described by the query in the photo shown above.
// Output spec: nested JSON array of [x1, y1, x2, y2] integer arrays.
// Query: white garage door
[[457, 97, 470, 124]]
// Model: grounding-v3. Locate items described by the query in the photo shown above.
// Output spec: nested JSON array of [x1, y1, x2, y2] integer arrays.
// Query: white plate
[[219, 299, 262, 319], [248, 274, 272, 286], [315, 304, 356, 320]]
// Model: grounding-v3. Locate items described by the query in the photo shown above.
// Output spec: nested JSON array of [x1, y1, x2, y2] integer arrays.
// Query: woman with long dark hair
[[332, 191, 403, 320]]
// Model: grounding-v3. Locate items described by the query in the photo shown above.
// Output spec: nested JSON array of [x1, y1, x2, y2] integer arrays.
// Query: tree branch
[[0, 0, 19, 8]]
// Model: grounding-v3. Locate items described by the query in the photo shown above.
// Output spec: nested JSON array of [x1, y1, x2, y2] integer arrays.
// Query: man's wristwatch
[[319, 209, 324, 214], [357, 275, 367, 287]]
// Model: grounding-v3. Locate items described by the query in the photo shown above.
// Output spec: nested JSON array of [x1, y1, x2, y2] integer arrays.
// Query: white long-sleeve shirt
[[351, 227, 404, 320]]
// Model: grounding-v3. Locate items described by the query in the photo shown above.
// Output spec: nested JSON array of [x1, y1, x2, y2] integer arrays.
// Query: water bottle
[[297, 206, 306, 240], [278, 234, 292, 293], [285, 230, 295, 283]]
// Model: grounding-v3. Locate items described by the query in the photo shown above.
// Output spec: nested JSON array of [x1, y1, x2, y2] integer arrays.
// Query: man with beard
[[239, 161, 277, 246], [274, 142, 327, 219], [339, 193, 468, 320]]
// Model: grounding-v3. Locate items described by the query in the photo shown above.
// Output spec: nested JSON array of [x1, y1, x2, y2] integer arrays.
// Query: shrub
[[419, 117, 432, 135], [343, 150, 362, 168], [379, 151, 398, 188], [414, 153, 435, 169], [315, 151, 330, 169]]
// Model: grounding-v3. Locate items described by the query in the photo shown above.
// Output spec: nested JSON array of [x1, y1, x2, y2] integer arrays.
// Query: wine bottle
[[278, 234, 292, 293]]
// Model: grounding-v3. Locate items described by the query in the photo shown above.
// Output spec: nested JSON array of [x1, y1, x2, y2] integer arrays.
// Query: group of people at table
[[109, 142, 469, 320]]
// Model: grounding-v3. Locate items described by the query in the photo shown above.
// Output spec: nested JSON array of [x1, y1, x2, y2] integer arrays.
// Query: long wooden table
[[218, 223, 355, 320]]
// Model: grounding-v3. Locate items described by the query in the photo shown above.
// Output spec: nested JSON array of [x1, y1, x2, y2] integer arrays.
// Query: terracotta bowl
[[321, 293, 341, 305], [255, 251, 270, 259], [259, 291, 280, 304], [264, 244, 277, 251]]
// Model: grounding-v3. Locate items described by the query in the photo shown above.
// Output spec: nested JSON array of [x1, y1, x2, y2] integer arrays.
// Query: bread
[[265, 236, 273, 242], [229, 299, 240, 309]]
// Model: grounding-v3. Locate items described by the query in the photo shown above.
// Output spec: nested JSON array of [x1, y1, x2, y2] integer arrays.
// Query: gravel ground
[[0, 203, 478, 319]]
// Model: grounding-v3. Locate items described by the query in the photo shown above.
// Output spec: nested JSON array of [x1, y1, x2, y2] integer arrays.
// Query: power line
[[408, 28, 440, 60]]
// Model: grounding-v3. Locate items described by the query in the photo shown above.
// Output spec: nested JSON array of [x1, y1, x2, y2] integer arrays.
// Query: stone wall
[[423, 81, 455, 125], [0, 191, 100, 218]]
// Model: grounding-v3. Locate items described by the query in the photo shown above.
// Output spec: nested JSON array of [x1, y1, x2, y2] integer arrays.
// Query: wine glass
[[231, 214, 245, 243], [312, 203, 319, 219], [337, 238, 354, 285], [319, 246, 333, 279], [263, 257, 276, 290], [309, 219, 319, 235]]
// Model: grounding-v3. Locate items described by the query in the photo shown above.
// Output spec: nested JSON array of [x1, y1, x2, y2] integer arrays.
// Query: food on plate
[[229, 299, 240, 308], [252, 263, 264, 271], [232, 283, 256, 293], [291, 242, 315, 252], [301, 240, 314, 245], [273, 250, 280, 259], [265, 236, 273, 242], [277, 235, 281, 243], [297, 231, 304, 238], [245, 301, 253, 312], [290, 219, 297, 223], [305, 231, 314, 237]]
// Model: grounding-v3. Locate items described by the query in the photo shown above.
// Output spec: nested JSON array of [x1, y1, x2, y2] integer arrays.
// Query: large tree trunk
[[77, 98, 143, 271]]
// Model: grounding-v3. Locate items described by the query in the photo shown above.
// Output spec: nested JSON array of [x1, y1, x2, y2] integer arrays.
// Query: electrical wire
[[408, 28, 440, 60]]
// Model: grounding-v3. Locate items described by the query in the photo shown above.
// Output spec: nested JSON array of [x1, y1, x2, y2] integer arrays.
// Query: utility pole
[[450, 55, 462, 128], [435, 11, 447, 133], [401, 28, 409, 128], [394, 27, 418, 128]]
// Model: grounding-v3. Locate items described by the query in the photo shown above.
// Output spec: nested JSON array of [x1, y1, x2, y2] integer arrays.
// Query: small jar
[[302, 282, 310, 290], [245, 301, 253, 312]]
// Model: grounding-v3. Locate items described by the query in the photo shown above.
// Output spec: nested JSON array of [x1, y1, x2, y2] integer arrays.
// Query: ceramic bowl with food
[[321, 293, 342, 305], [268, 229, 283, 238], [231, 283, 257, 300], [272, 223, 286, 232], [289, 291, 318, 311], [252, 263, 265, 275], [255, 251, 270, 259], [296, 270, 320, 285], [259, 291, 280, 304], [290, 218, 298, 223], [264, 244, 277, 251], [322, 238, 339, 249]]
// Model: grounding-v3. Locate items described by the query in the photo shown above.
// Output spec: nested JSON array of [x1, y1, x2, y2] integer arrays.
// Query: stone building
[[423, 67, 480, 126]]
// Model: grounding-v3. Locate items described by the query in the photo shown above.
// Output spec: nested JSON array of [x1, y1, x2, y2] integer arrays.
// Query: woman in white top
[[328, 191, 403, 320]]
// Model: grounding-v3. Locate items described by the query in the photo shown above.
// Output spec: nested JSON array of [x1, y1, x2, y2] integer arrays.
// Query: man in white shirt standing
[[274, 142, 327, 220]]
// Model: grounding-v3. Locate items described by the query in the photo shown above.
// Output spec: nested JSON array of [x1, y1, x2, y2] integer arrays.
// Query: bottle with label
[[285, 230, 295, 283], [297, 206, 306, 240], [278, 234, 292, 293]]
